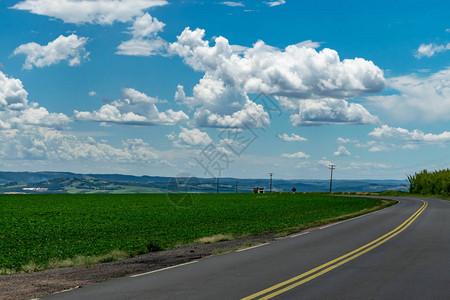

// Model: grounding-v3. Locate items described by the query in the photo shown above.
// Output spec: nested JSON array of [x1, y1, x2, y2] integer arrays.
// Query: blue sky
[[0, 0, 449, 180]]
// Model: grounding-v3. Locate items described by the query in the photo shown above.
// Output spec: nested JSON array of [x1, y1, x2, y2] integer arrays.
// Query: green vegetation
[[0, 193, 393, 273], [407, 169, 450, 197]]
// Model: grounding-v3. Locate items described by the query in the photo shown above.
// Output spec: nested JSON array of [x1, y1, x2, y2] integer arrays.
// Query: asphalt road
[[42, 197, 450, 300]]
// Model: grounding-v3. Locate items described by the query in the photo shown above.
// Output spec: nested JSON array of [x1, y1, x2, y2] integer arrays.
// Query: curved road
[[43, 197, 450, 300]]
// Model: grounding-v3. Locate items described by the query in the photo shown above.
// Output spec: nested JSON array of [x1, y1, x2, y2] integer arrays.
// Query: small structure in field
[[253, 187, 265, 193]]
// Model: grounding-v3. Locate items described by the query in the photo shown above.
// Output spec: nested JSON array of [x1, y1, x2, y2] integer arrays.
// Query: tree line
[[407, 169, 450, 196]]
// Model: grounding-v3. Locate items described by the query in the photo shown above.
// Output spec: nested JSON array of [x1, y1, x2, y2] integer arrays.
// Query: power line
[[269, 173, 273, 193], [329, 164, 335, 193]]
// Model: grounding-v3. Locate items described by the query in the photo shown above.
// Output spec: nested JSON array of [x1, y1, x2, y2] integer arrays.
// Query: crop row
[[0, 193, 382, 271]]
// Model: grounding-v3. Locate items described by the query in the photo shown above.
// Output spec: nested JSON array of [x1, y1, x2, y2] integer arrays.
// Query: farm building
[[253, 187, 265, 193]]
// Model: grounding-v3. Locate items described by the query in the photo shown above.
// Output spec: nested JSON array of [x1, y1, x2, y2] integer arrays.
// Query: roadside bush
[[407, 169, 450, 197]]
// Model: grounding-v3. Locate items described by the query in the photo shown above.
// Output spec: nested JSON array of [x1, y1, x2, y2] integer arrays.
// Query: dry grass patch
[[1, 250, 130, 274], [354, 192, 379, 196], [48, 250, 130, 269], [196, 234, 234, 244]]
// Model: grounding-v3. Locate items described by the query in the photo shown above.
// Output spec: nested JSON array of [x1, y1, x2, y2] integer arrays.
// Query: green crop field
[[0, 193, 392, 273]]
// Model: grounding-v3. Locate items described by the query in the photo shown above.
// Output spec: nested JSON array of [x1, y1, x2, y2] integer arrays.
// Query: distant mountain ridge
[[0, 171, 408, 194], [0, 171, 167, 184]]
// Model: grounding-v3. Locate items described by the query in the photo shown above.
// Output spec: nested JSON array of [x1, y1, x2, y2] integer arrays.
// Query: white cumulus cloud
[[12, 0, 168, 25], [0, 71, 28, 110], [265, 0, 286, 7], [116, 13, 168, 56], [169, 27, 384, 128], [116, 39, 167, 56], [0, 71, 71, 129], [345, 162, 390, 170], [277, 133, 307, 142], [415, 43, 450, 58], [355, 139, 418, 152], [74, 88, 188, 126], [334, 145, 351, 156], [221, 1, 244, 7], [336, 137, 358, 144], [294, 40, 322, 49], [356, 140, 395, 152], [317, 157, 334, 167], [369, 125, 450, 144], [281, 151, 310, 159], [278, 98, 379, 126], [367, 68, 450, 122], [0, 127, 160, 163], [194, 98, 270, 128], [170, 28, 385, 99], [167, 126, 212, 148], [4, 107, 71, 130], [177, 77, 270, 128], [13, 34, 89, 70]]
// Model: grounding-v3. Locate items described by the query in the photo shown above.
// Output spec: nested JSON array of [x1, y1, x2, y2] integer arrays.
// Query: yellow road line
[[242, 201, 427, 300]]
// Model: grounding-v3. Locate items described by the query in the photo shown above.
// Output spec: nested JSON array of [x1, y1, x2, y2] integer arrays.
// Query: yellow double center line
[[242, 200, 428, 300]]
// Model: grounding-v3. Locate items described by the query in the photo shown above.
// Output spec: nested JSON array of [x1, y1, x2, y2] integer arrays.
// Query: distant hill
[[0, 171, 408, 194], [0, 172, 169, 184]]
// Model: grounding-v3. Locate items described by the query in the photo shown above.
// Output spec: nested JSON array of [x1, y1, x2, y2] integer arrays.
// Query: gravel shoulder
[[0, 232, 281, 300]]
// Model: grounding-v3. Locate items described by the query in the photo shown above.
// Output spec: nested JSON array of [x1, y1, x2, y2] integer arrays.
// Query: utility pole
[[217, 177, 219, 194], [329, 164, 335, 193], [236, 181, 238, 194], [269, 173, 274, 193]]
